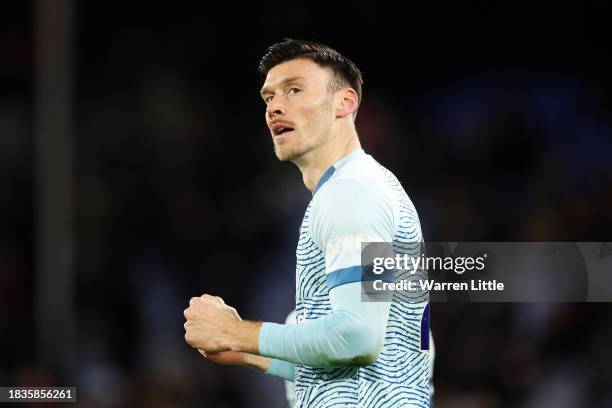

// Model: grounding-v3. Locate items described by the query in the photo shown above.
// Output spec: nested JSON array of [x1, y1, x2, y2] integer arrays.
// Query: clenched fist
[[183, 294, 241, 353]]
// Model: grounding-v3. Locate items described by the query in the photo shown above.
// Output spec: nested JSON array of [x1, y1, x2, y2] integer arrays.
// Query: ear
[[335, 88, 359, 119]]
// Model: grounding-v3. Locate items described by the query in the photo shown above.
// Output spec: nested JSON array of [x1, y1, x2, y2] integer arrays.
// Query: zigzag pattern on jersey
[[295, 202, 354, 377], [293, 157, 430, 408], [354, 162, 430, 407]]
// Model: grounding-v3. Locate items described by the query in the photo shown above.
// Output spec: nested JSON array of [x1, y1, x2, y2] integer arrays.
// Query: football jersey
[[294, 148, 430, 407]]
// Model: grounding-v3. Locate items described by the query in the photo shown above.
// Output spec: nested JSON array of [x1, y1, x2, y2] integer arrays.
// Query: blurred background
[[1, 1, 612, 407]]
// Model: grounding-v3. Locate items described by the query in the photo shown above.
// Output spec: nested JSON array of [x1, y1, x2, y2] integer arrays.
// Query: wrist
[[228, 320, 262, 354]]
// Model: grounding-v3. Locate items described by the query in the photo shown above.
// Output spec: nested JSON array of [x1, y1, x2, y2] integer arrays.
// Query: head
[[259, 39, 363, 162]]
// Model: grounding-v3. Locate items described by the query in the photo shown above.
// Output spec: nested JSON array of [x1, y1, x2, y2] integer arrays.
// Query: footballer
[[184, 39, 432, 407]]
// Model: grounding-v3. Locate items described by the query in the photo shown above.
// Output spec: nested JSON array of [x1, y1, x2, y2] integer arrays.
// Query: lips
[[271, 122, 295, 136]]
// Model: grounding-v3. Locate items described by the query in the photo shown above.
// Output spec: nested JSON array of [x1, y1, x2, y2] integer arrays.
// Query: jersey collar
[[312, 148, 365, 196]]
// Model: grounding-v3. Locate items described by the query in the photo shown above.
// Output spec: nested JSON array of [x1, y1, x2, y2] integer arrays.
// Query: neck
[[293, 121, 361, 192]]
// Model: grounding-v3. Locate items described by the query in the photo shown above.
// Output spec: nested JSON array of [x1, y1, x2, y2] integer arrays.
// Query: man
[[184, 39, 431, 407]]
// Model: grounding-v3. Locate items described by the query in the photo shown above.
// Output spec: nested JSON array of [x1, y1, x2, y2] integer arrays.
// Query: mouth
[[272, 123, 295, 138]]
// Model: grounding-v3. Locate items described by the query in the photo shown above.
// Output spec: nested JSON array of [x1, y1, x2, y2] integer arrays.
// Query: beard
[[274, 142, 301, 162], [273, 133, 316, 162], [273, 97, 334, 162]]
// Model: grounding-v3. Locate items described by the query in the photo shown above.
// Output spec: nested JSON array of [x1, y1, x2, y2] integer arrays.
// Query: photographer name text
[[373, 279, 504, 292]]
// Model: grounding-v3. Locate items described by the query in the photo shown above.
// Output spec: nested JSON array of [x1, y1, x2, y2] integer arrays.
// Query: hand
[[186, 296, 246, 365], [184, 294, 241, 353], [195, 297, 246, 366]]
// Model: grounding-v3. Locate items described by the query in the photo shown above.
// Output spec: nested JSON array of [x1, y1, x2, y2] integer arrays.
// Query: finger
[[201, 294, 224, 305], [200, 294, 214, 303]]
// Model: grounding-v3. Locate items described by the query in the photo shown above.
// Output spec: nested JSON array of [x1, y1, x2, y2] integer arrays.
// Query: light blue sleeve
[[260, 283, 391, 367], [265, 358, 296, 381], [258, 178, 396, 368], [264, 311, 298, 382]]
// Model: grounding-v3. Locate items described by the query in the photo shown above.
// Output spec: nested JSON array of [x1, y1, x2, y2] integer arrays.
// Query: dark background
[[1, 2, 611, 407]]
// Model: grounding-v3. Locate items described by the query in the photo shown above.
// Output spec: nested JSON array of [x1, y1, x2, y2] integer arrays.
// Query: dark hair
[[259, 39, 364, 113]]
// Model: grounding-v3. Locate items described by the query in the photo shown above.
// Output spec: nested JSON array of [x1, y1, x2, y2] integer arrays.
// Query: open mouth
[[276, 127, 294, 135], [272, 123, 295, 137]]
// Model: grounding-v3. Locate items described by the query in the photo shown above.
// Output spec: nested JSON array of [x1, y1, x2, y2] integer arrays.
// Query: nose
[[266, 96, 286, 120]]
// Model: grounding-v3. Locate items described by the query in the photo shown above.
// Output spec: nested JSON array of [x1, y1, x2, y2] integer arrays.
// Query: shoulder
[[316, 174, 385, 202], [309, 175, 397, 249]]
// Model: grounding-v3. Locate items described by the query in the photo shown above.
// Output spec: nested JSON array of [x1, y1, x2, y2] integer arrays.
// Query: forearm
[[199, 347, 295, 381], [256, 281, 390, 368], [241, 353, 271, 372], [258, 309, 382, 368], [228, 282, 388, 369], [229, 353, 295, 381], [228, 311, 377, 368]]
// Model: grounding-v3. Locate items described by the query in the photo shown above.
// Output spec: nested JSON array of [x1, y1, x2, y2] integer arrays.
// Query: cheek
[[302, 110, 317, 128], [307, 103, 333, 127], [301, 101, 327, 121]]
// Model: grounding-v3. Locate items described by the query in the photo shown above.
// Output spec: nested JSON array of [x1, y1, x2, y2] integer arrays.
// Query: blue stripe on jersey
[[326, 266, 362, 289], [313, 165, 336, 195], [327, 265, 396, 290]]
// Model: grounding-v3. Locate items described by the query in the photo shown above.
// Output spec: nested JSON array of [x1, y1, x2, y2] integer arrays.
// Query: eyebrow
[[260, 76, 306, 97]]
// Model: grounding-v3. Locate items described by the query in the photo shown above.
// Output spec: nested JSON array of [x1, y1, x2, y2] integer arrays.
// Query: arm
[[199, 349, 295, 381], [184, 179, 394, 368], [241, 179, 394, 367], [266, 358, 297, 381], [185, 298, 387, 368], [198, 350, 270, 371], [259, 281, 390, 367]]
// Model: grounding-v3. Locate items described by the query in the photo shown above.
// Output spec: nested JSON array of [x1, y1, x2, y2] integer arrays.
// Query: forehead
[[261, 58, 331, 91]]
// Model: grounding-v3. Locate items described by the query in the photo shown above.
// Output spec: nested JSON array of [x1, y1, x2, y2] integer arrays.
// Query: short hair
[[259, 39, 364, 116]]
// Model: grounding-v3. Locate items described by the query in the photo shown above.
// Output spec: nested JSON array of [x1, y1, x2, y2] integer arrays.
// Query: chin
[[275, 150, 298, 162], [274, 146, 304, 162]]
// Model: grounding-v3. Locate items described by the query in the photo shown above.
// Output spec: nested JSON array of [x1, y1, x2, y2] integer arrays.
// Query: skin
[[184, 57, 361, 371]]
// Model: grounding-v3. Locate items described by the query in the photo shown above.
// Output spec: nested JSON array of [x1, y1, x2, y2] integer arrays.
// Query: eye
[[288, 87, 301, 95], [264, 95, 273, 104]]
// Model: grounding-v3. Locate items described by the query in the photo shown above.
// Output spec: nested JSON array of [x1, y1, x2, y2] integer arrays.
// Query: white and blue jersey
[[261, 148, 430, 407]]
